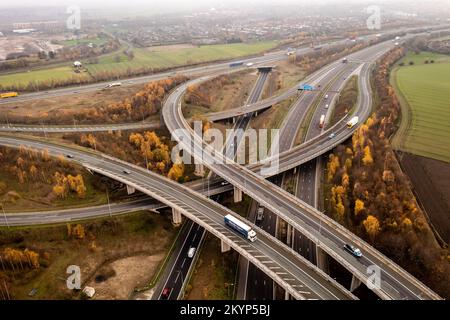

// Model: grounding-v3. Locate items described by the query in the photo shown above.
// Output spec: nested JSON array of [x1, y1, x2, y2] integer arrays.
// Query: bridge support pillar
[[286, 224, 292, 246], [275, 216, 280, 239], [233, 187, 243, 203], [221, 240, 231, 253], [284, 291, 290, 300], [194, 164, 205, 177], [126, 185, 136, 195], [350, 275, 362, 292], [255, 111, 258, 117], [316, 246, 329, 273], [273, 283, 277, 300], [232, 117, 236, 124], [172, 208, 182, 225], [291, 228, 295, 247]]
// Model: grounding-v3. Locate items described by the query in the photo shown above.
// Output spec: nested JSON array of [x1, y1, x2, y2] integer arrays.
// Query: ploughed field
[[397, 151, 450, 245]]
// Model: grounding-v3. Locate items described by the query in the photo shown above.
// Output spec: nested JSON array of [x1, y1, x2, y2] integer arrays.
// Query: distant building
[[12, 28, 36, 34], [73, 61, 82, 68]]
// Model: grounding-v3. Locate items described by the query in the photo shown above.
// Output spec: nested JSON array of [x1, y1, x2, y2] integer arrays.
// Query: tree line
[[7, 76, 187, 126], [0, 54, 187, 94], [0, 145, 89, 204], [184, 74, 232, 108], [324, 46, 450, 297], [64, 130, 187, 183]]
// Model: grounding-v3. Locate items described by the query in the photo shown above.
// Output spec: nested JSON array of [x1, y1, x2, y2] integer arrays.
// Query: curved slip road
[[162, 37, 441, 300], [0, 134, 354, 300]]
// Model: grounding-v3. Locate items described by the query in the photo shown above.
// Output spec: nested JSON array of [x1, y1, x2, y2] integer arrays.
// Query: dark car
[[344, 244, 362, 258], [161, 287, 171, 300], [123, 170, 131, 175], [66, 154, 75, 159]]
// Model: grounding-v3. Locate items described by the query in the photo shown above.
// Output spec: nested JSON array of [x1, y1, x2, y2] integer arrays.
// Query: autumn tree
[[168, 163, 185, 182], [354, 199, 365, 216], [362, 146, 374, 166], [363, 215, 380, 239]]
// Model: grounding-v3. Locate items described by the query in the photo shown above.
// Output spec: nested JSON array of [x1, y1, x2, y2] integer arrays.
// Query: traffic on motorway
[[0, 17, 445, 305]]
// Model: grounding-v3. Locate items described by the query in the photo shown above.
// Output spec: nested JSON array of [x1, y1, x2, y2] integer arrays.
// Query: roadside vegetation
[[60, 125, 200, 183], [262, 60, 305, 98], [0, 146, 107, 212], [62, 129, 190, 183], [184, 234, 238, 300], [4, 76, 187, 125], [250, 97, 295, 131], [184, 195, 251, 300], [327, 75, 358, 127], [323, 47, 450, 298], [0, 211, 176, 300], [0, 84, 158, 123], [183, 70, 255, 118], [291, 41, 366, 75]]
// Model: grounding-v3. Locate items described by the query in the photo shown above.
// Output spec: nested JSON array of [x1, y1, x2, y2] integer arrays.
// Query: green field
[[391, 51, 450, 162], [0, 41, 278, 88], [395, 51, 450, 66], [0, 66, 87, 87], [86, 41, 278, 75]]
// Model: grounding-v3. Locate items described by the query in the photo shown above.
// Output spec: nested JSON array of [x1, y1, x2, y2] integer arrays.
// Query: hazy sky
[[0, 0, 395, 9], [0, 0, 447, 15]]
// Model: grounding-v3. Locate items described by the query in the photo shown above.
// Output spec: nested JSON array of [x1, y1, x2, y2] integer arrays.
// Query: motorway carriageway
[[156, 69, 271, 300], [0, 28, 442, 298], [0, 135, 354, 300], [162, 36, 441, 300]]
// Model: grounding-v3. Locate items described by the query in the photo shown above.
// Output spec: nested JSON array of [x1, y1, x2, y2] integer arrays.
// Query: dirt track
[[397, 152, 450, 245]]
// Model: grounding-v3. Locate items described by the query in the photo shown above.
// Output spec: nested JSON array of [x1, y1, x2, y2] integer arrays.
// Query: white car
[[344, 244, 362, 258], [256, 207, 264, 221], [188, 247, 196, 258], [106, 82, 122, 88], [325, 104, 329, 109]]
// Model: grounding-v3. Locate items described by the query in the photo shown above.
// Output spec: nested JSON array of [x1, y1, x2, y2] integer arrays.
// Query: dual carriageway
[[0, 30, 442, 300]]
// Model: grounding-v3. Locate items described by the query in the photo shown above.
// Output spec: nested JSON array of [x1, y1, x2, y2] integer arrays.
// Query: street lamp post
[[106, 187, 112, 217], [225, 282, 234, 298], [5, 112, 10, 128], [1, 203, 9, 228]]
